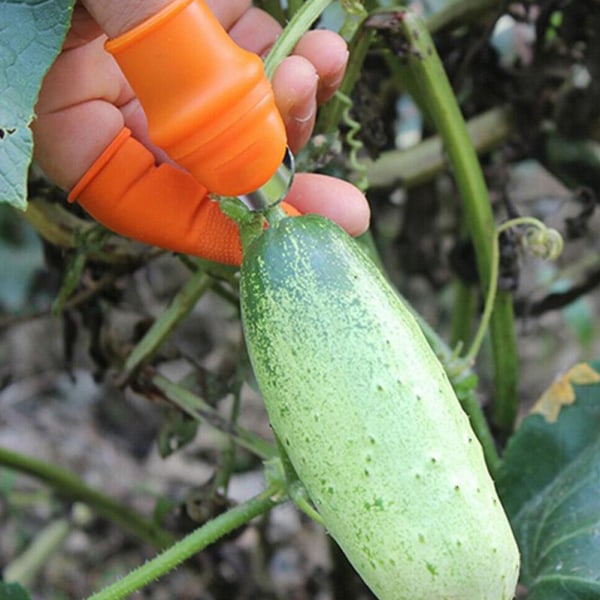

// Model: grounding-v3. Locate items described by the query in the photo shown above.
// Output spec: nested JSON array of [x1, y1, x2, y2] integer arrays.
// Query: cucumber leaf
[[0, 583, 33, 600], [497, 360, 600, 598], [0, 0, 75, 209]]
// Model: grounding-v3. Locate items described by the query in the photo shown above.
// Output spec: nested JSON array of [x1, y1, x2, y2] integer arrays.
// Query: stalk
[[264, 0, 334, 79], [363, 107, 513, 189], [390, 9, 520, 436], [119, 268, 214, 382], [3, 518, 72, 586], [150, 373, 277, 460], [0, 446, 174, 549], [86, 487, 283, 600]]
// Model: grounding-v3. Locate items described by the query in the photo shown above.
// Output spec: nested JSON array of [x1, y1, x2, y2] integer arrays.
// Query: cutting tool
[[67, 0, 297, 265], [104, 0, 295, 210]]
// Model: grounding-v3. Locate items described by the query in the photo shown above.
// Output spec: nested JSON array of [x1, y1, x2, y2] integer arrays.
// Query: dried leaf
[[531, 363, 600, 422]]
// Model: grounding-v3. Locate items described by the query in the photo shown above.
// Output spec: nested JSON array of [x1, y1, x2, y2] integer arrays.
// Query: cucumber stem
[[86, 487, 283, 600]]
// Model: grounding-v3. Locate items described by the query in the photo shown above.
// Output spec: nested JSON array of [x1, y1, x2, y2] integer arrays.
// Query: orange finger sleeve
[[68, 128, 243, 265], [105, 0, 287, 196]]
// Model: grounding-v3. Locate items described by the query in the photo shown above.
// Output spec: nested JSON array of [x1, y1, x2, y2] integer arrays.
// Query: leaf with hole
[[0, 0, 75, 209]]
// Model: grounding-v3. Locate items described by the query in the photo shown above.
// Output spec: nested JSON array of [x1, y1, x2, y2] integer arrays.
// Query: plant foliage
[[498, 361, 600, 598], [0, 0, 74, 209]]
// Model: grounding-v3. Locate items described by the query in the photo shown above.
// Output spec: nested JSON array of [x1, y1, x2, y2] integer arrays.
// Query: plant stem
[[462, 217, 562, 405], [264, 0, 333, 79], [3, 517, 72, 586], [364, 106, 513, 189], [0, 446, 174, 549], [119, 269, 214, 383], [425, 0, 502, 33], [450, 280, 478, 349], [150, 374, 277, 460], [459, 385, 501, 475], [317, 22, 376, 135], [395, 10, 519, 436], [86, 487, 283, 600], [24, 199, 155, 264], [214, 356, 247, 492]]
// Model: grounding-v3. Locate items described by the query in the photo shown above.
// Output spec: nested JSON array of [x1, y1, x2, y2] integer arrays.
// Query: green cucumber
[[240, 215, 519, 600]]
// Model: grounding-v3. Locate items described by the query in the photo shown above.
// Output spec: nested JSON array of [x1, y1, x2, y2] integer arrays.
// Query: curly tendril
[[496, 216, 564, 261], [522, 225, 564, 260], [336, 91, 369, 193], [463, 217, 564, 366]]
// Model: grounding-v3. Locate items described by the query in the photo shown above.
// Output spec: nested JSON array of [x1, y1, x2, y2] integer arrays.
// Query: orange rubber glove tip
[[281, 203, 300, 217], [105, 0, 287, 197], [68, 128, 244, 265]]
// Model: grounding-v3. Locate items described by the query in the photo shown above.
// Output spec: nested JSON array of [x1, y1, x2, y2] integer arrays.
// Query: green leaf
[[497, 360, 600, 597], [0, 0, 75, 209], [0, 582, 33, 600]]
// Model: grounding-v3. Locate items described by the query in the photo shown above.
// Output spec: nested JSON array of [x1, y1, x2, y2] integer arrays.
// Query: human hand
[[32, 0, 370, 264]]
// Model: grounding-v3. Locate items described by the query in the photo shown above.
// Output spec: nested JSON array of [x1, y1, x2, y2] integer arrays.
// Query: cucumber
[[240, 215, 519, 600]]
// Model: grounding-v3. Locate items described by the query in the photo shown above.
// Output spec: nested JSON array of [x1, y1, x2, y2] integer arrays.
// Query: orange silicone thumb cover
[[105, 0, 287, 197], [68, 129, 299, 265]]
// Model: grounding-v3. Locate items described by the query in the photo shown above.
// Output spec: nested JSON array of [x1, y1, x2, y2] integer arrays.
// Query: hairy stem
[[86, 487, 283, 600]]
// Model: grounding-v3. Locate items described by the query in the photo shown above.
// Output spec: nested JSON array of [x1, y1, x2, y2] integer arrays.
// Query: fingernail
[[326, 49, 349, 90], [291, 101, 316, 123], [316, 50, 349, 103], [290, 74, 318, 123]]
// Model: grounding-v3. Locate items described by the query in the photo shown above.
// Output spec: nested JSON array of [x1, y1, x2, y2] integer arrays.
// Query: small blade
[[238, 147, 295, 211]]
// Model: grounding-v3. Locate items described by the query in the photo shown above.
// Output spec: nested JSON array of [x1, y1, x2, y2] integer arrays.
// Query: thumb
[[81, 0, 172, 37]]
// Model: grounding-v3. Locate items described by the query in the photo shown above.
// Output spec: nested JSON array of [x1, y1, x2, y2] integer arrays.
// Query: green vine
[[462, 218, 564, 368], [86, 487, 284, 600], [263, 0, 334, 79], [386, 8, 520, 437], [119, 267, 215, 383]]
